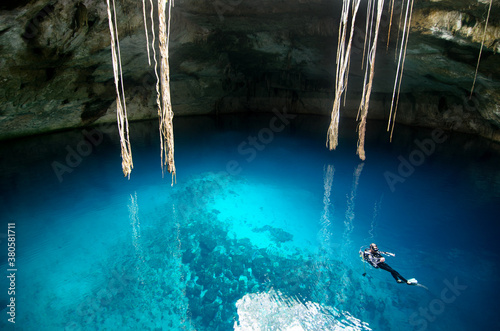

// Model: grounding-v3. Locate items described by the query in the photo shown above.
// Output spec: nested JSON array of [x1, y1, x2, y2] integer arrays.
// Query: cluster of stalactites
[[356, 0, 385, 160], [106, 0, 176, 183], [106, 0, 133, 178], [326, 0, 361, 151], [326, 0, 415, 160], [328, 0, 493, 159]]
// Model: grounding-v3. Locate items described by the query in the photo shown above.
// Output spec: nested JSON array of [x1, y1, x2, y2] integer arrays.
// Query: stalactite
[[361, 0, 373, 70], [158, 0, 176, 185], [387, 0, 414, 141], [356, 0, 384, 161], [394, 0, 405, 61], [470, 0, 493, 97], [150, 0, 162, 129], [357, 0, 375, 121], [386, 0, 395, 50], [326, 0, 361, 151], [106, 0, 133, 178], [106, 0, 177, 181], [343, 3, 360, 107], [142, 0, 151, 66], [327, 0, 349, 150]]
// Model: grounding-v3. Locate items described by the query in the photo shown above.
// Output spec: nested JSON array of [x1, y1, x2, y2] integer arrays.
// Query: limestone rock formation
[[0, 0, 499, 141]]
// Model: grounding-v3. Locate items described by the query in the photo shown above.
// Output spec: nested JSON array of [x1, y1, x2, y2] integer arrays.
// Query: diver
[[360, 243, 417, 285]]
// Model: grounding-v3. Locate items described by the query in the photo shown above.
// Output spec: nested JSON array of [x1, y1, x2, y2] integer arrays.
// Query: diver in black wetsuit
[[361, 243, 413, 285]]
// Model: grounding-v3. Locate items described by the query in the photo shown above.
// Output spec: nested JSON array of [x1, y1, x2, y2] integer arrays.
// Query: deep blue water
[[0, 114, 499, 330]]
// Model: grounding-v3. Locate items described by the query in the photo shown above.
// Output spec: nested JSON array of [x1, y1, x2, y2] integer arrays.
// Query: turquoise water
[[1, 114, 499, 330]]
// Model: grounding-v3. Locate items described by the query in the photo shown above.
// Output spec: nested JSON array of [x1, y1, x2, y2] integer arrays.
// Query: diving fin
[[407, 278, 418, 285]]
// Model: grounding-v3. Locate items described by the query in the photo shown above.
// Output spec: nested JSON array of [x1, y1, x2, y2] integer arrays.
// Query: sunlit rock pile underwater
[[68, 172, 375, 330]]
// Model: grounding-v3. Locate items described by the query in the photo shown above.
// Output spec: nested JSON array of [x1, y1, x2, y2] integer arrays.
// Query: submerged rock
[[253, 224, 294, 243]]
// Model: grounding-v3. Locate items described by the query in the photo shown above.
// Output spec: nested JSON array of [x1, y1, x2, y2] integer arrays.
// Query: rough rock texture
[[0, 0, 499, 141]]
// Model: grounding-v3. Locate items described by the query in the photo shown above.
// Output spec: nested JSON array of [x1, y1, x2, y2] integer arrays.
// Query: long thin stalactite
[[386, 0, 395, 50], [106, 0, 133, 178], [387, 0, 414, 141], [356, 0, 385, 160], [142, 0, 151, 66], [394, 0, 405, 61], [158, 0, 176, 184], [327, 0, 361, 150], [357, 0, 376, 121], [470, 0, 493, 97], [150, 0, 162, 136], [342, 3, 361, 107], [361, 0, 373, 70]]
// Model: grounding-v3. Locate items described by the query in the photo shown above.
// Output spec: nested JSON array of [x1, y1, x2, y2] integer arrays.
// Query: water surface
[[0, 114, 499, 330]]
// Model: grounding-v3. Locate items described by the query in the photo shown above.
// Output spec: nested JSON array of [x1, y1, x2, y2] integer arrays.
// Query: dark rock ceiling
[[0, 0, 499, 141]]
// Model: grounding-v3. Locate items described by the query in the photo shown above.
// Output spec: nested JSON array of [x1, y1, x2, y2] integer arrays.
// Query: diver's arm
[[380, 251, 395, 257]]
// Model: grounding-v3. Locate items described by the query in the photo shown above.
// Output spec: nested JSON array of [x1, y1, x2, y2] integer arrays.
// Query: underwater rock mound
[[253, 224, 294, 243]]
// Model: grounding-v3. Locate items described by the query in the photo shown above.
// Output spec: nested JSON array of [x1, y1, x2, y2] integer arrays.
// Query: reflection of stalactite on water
[[336, 163, 364, 307], [343, 163, 364, 257], [129, 191, 146, 284], [366, 194, 383, 241], [313, 164, 335, 303], [171, 203, 193, 328], [320, 165, 335, 257]]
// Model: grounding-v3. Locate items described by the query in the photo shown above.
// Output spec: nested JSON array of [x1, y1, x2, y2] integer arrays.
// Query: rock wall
[[0, 0, 499, 141]]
